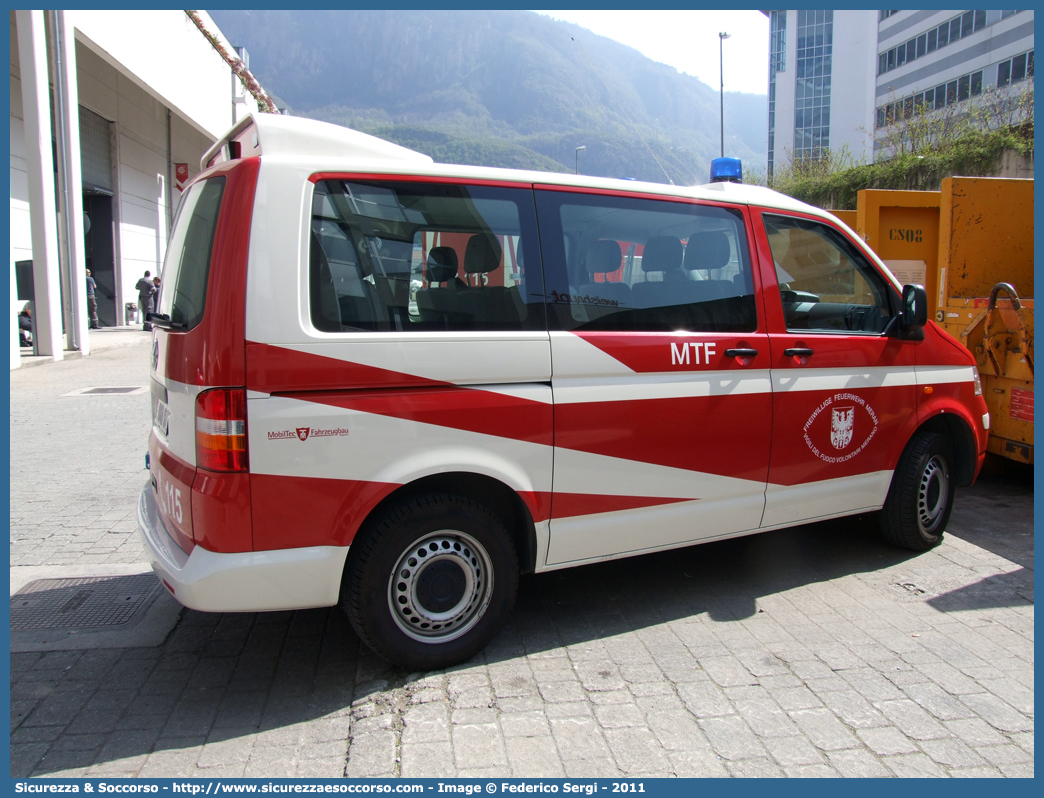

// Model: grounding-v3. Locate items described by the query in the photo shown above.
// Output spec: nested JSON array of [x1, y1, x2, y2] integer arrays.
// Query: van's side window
[[157, 176, 225, 330], [534, 190, 757, 333], [310, 180, 545, 332], [763, 214, 896, 334]]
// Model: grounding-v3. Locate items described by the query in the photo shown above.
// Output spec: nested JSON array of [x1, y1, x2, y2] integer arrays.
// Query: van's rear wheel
[[342, 493, 518, 670], [880, 431, 954, 551]]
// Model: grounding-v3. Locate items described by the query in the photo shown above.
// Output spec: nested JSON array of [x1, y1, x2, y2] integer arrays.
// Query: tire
[[342, 492, 518, 670], [880, 431, 954, 551]]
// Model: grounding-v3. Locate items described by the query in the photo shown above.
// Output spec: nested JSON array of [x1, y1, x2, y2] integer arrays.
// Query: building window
[[937, 21, 949, 48], [875, 69, 987, 128], [960, 11, 974, 37], [769, 10, 787, 74], [1012, 52, 1027, 82], [998, 50, 1034, 87], [879, 10, 899, 22], [878, 10, 1004, 76], [792, 9, 833, 160], [767, 10, 787, 178]]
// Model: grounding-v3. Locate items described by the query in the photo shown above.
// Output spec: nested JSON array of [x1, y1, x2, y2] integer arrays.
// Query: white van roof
[[201, 113, 435, 171], [203, 113, 828, 220]]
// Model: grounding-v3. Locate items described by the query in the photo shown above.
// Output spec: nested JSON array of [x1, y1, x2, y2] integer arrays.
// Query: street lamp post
[[718, 32, 730, 159], [575, 145, 586, 175]]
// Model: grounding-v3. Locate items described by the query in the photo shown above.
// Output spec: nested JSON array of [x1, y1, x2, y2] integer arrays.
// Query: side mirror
[[901, 284, 928, 329]]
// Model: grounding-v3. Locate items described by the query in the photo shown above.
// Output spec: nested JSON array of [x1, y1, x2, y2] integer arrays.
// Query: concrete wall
[[10, 10, 266, 366], [10, 13, 33, 368], [76, 42, 168, 312], [66, 10, 249, 141], [9, 13, 31, 268], [829, 10, 878, 163]]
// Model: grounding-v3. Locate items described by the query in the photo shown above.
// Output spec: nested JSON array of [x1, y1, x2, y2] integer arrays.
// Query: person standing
[[85, 269, 100, 329], [18, 304, 33, 347], [136, 270, 156, 330]]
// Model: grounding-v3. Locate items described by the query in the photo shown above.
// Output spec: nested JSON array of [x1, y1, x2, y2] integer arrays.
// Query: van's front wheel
[[881, 431, 954, 551], [342, 493, 518, 670]]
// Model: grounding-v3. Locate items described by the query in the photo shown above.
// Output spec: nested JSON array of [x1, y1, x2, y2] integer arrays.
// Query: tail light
[[196, 388, 248, 472]]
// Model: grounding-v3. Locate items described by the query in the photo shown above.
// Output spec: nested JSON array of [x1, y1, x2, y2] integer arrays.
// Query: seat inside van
[[415, 235, 522, 329], [578, 239, 631, 307]]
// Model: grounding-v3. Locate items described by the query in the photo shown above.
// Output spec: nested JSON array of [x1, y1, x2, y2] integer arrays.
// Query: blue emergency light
[[709, 157, 742, 184]]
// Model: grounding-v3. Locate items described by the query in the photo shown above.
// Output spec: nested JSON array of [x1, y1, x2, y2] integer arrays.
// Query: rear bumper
[[137, 482, 349, 612]]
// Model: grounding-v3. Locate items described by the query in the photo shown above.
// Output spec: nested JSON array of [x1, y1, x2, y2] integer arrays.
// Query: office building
[[765, 9, 1034, 175]]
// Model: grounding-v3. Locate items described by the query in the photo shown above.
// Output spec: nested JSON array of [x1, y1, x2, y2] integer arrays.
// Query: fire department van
[[140, 113, 989, 669]]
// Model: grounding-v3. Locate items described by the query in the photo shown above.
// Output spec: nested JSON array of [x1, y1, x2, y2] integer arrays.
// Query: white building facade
[[10, 10, 273, 368], [765, 9, 1034, 175]]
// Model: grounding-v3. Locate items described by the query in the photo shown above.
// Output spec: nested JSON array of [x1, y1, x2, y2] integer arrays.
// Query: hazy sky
[[536, 10, 770, 96]]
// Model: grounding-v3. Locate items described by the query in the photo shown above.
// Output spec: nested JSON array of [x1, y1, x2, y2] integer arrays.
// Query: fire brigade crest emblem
[[830, 407, 855, 449], [296, 427, 310, 442]]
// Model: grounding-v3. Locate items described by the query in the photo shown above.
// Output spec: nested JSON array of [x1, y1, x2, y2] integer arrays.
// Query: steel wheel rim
[[388, 530, 493, 643], [917, 455, 949, 533]]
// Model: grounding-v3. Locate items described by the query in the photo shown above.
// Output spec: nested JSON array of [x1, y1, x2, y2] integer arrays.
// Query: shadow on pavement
[[13, 468, 1031, 776], [927, 569, 1034, 612], [504, 512, 916, 654], [12, 608, 363, 777], [942, 455, 1034, 571]]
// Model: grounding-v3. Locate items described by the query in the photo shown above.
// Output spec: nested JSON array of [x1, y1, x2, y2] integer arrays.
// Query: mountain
[[208, 10, 768, 184]]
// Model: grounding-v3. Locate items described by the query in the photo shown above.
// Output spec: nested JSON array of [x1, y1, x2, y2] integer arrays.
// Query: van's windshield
[[157, 177, 226, 329]]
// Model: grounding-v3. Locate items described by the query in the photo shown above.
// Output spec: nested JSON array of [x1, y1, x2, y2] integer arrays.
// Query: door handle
[[724, 348, 759, 358], [783, 347, 814, 358]]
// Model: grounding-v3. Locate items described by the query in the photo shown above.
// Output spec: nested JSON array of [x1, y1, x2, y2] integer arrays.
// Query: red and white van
[[140, 113, 989, 669]]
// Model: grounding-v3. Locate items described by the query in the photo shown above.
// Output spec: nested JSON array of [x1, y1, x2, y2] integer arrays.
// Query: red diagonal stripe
[[247, 342, 449, 392], [288, 387, 554, 447], [552, 492, 693, 520]]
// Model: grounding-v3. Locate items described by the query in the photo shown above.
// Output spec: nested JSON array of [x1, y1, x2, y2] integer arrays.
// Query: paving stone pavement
[[10, 333, 154, 569], [9, 343, 1034, 777]]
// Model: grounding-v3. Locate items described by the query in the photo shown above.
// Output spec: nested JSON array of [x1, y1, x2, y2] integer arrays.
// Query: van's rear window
[[158, 177, 226, 330], [309, 179, 545, 333]]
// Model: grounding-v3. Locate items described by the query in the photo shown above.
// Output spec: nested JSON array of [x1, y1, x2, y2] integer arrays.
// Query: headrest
[[464, 235, 502, 274], [587, 239, 623, 275], [641, 236, 683, 273], [685, 232, 732, 271], [425, 247, 458, 283]]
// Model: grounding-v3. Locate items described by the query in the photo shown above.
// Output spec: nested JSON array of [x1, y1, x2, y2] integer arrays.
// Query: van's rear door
[[148, 158, 259, 554]]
